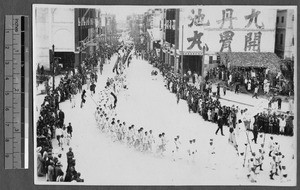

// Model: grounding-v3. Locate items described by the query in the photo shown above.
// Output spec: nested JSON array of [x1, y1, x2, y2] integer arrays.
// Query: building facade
[[158, 6, 279, 76], [275, 9, 295, 60], [74, 8, 98, 67], [34, 7, 75, 70]]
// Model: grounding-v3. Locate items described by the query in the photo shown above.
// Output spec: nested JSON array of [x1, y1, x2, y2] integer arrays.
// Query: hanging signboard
[[179, 6, 277, 54]]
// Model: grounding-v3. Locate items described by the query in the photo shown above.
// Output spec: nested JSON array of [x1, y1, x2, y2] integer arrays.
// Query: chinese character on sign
[[216, 9, 237, 29], [244, 32, 262, 52], [244, 9, 264, 29], [188, 9, 210, 27], [187, 31, 209, 50], [219, 31, 235, 52]]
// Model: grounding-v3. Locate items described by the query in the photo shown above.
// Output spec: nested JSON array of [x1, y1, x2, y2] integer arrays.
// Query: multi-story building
[[275, 9, 295, 60], [160, 6, 280, 76], [34, 7, 75, 70], [161, 9, 178, 69], [34, 7, 101, 70], [74, 8, 98, 67], [143, 9, 163, 56]]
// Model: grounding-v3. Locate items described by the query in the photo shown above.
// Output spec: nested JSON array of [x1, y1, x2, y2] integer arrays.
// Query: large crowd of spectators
[[36, 53, 103, 182], [206, 66, 293, 96], [150, 57, 294, 137]]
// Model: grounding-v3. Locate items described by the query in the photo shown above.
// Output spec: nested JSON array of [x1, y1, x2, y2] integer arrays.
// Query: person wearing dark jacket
[[67, 122, 73, 137], [252, 117, 259, 144], [58, 110, 65, 127], [80, 90, 86, 108], [215, 117, 225, 136], [90, 82, 96, 95]]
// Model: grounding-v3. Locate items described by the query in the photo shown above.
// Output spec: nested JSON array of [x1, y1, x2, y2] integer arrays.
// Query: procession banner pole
[[243, 144, 248, 167], [87, 92, 98, 106], [245, 131, 253, 153]]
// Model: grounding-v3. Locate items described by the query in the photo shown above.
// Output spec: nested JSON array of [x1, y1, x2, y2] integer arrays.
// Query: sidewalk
[[210, 83, 293, 115]]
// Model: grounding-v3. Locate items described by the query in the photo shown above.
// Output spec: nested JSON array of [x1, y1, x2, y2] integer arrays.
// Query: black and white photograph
[[33, 4, 297, 185]]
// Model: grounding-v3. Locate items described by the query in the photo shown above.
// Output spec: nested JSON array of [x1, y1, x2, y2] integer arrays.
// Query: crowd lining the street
[[91, 50, 294, 183], [36, 43, 294, 183]]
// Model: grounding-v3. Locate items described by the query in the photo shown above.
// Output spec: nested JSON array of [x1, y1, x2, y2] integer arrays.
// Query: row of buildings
[[34, 7, 118, 70], [131, 7, 295, 76]]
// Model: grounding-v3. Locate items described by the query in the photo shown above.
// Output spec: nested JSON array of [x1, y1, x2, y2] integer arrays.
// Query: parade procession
[[33, 5, 296, 186]]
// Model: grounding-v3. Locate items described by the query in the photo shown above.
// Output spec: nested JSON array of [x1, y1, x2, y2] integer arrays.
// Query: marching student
[[156, 134, 163, 155], [257, 146, 265, 171], [175, 135, 182, 159], [270, 156, 277, 180], [207, 139, 216, 170], [192, 139, 198, 162], [161, 133, 167, 156], [280, 154, 288, 182], [147, 130, 154, 153], [142, 131, 149, 152], [247, 153, 257, 183], [187, 140, 193, 163]]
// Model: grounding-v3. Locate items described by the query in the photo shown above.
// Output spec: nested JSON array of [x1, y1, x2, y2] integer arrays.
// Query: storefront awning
[[218, 52, 283, 73]]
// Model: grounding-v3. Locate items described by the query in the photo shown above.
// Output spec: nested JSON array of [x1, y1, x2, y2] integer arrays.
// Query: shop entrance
[[183, 55, 202, 75]]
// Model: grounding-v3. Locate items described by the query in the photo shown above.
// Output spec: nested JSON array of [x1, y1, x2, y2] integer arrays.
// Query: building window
[[280, 33, 283, 45], [281, 16, 284, 23], [292, 37, 294, 46], [209, 56, 213, 64], [275, 34, 278, 44], [276, 16, 279, 23], [292, 15, 294, 21]]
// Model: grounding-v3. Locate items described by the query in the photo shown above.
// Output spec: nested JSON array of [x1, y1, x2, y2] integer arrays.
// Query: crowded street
[[33, 5, 296, 186], [35, 52, 295, 185]]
